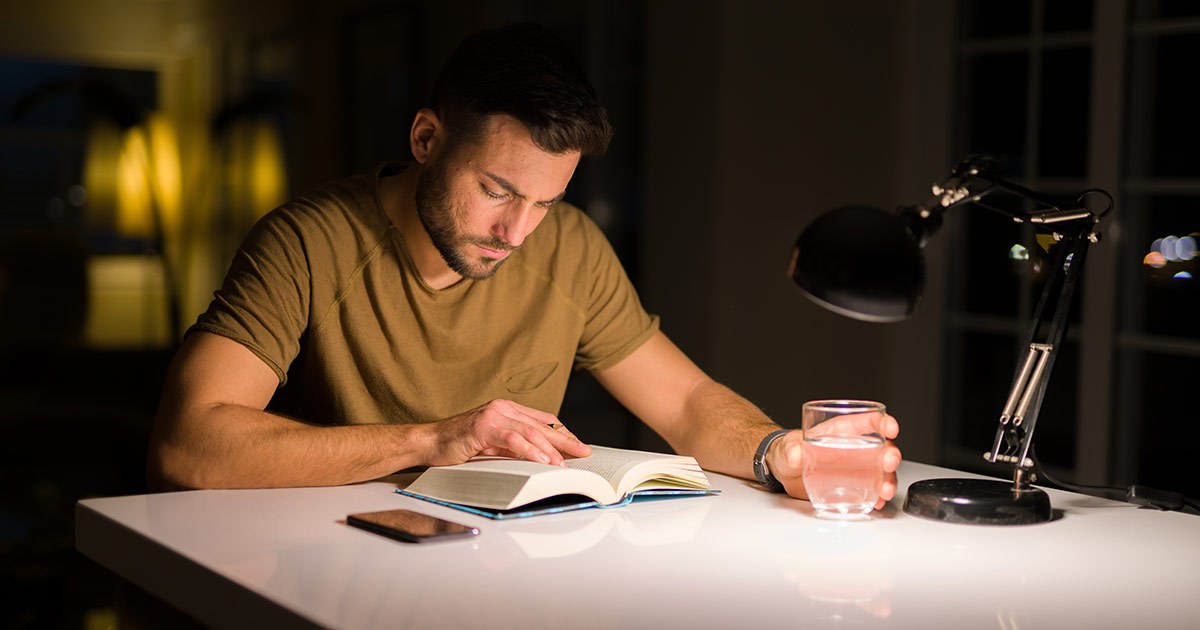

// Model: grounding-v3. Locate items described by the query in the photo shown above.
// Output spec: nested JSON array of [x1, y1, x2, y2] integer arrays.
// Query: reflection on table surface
[[78, 461, 1200, 629]]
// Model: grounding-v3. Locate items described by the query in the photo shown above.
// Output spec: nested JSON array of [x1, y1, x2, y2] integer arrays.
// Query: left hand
[[766, 415, 902, 510]]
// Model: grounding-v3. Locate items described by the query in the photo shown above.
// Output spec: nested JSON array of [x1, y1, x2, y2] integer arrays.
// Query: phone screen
[[347, 509, 479, 543]]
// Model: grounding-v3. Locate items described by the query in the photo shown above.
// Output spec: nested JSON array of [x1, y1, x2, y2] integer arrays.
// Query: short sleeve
[[573, 215, 660, 371], [189, 208, 312, 384]]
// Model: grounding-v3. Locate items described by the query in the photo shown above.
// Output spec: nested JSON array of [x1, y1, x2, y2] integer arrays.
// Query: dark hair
[[430, 23, 613, 156]]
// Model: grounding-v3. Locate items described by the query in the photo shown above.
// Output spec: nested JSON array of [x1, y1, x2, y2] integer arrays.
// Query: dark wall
[[0, 2, 946, 626]]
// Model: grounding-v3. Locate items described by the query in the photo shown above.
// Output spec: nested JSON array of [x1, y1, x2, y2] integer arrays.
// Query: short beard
[[414, 156, 513, 281]]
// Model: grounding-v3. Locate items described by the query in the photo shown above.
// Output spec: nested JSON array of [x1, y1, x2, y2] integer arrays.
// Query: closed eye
[[481, 184, 508, 201]]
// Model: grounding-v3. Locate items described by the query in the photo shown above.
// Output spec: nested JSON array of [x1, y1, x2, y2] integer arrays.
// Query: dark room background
[[1, 0, 1197, 627]]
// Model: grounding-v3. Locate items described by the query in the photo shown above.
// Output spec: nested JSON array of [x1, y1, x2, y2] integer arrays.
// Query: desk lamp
[[789, 154, 1112, 525]]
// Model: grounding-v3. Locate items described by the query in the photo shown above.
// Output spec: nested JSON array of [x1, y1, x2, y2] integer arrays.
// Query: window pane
[[1120, 195, 1200, 338], [945, 330, 1020, 453], [960, 203, 1023, 316], [1043, 0, 1094, 32], [1117, 349, 1200, 499], [1131, 0, 1200, 20], [1037, 47, 1091, 177], [0, 59, 157, 234], [962, 53, 1030, 176], [1127, 33, 1200, 178], [962, 0, 1031, 38]]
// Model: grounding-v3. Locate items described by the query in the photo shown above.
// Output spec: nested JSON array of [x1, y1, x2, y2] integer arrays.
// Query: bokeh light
[[1144, 233, 1198, 281], [1177, 235, 1197, 261], [1149, 234, 1198, 262]]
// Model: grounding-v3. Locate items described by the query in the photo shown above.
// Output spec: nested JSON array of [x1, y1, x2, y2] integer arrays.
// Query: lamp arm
[[953, 171, 1069, 216], [921, 156, 1115, 491], [985, 218, 1096, 490], [902, 156, 1107, 248]]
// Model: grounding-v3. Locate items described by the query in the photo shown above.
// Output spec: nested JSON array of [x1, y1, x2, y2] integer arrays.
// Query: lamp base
[[902, 478, 1052, 525]]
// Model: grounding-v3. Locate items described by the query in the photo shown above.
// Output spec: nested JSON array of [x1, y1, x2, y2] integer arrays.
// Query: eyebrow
[[485, 171, 567, 207]]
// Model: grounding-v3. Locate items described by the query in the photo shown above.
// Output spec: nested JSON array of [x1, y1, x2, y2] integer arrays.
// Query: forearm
[[668, 379, 782, 480], [148, 404, 432, 490]]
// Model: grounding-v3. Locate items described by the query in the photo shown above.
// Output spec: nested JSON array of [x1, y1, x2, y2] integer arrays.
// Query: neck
[[381, 165, 463, 290]]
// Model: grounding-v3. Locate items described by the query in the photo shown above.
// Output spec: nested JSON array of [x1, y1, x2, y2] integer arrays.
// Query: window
[[946, 0, 1200, 500]]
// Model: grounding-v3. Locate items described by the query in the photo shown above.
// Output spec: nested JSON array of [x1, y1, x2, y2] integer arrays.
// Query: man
[[147, 23, 901, 507]]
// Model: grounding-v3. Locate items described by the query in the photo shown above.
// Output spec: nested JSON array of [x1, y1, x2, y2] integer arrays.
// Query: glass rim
[[802, 399, 886, 413]]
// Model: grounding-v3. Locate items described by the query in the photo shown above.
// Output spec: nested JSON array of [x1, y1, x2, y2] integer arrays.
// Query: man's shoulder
[[284, 166, 386, 218], [251, 165, 393, 243], [528, 200, 605, 247], [511, 201, 620, 285]]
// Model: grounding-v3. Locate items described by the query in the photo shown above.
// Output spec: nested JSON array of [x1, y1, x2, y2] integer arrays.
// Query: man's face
[[415, 115, 580, 281]]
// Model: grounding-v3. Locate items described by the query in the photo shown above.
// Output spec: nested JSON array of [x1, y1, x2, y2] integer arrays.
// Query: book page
[[564, 446, 707, 496], [563, 446, 675, 480], [403, 447, 709, 511]]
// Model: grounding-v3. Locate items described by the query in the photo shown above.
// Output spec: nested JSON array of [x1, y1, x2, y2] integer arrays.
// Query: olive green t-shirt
[[190, 163, 659, 426]]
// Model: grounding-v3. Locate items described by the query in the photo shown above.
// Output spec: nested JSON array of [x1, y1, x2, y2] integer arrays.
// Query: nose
[[491, 202, 539, 248]]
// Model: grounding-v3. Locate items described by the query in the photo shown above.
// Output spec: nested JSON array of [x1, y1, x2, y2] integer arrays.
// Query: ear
[[410, 108, 441, 164]]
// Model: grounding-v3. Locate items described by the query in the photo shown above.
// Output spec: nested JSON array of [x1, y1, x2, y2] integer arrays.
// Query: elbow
[[147, 439, 197, 491], [146, 428, 221, 491]]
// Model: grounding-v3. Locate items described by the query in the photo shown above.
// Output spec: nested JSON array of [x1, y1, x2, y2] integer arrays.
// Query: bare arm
[[591, 332, 781, 479], [147, 331, 589, 490], [592, 331, 900, 505]]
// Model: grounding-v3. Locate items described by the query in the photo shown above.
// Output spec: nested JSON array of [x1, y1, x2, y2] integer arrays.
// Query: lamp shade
[[789, 205, 924, 323]]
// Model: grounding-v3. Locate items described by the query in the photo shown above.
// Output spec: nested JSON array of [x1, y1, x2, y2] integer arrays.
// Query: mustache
[[469, 236, 516, 252]]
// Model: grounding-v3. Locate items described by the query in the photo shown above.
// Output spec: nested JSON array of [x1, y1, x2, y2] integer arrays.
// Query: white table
[[76, 461, 1200, 629]]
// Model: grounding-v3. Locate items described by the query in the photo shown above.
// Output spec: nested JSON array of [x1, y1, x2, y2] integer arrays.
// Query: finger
[[495, 399, 560, 428], [467, 400, 562, 465], [777, 433, 803, 474], [507, 415, 590, 463], [544, 423, 592, 458], [882, 442, 901, 473], [813, 411, 888, 437], [876, 472, 898, 509], [500, 428, 565, 465], [484, 401, 582, 463], [491, 400, 573, 440], [506, 409, 588, 458], [884, 414, 900, 439], [479, 446, 519, 459]]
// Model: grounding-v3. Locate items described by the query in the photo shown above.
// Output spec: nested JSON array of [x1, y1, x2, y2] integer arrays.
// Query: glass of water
[[801, 400, 887, 520]]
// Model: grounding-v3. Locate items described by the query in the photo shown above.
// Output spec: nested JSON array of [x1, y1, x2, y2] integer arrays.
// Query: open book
[[398, 445, 718, 519]]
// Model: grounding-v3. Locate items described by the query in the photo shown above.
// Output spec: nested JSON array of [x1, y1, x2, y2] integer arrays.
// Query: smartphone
[[347, 509, 479, 543]]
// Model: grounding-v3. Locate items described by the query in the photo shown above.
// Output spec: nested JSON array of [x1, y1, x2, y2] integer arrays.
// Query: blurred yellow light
[[85, 113, 183, 240], [249, 120, 286, 219], [81, 113, 184, 349], [146, 113, 182, 235], [115, 127, 153, 238], [1144, 251, 1167, 268], [83, 120, 123, 229], [85, 255, 170, 348]]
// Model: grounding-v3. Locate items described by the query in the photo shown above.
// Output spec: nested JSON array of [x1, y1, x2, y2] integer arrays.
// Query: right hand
[[425, 399, 592, 467], [768, 413, 902, 510]]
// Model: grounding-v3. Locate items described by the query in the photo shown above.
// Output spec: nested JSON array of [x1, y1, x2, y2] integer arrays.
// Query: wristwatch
[[753, 429, 791, 493]]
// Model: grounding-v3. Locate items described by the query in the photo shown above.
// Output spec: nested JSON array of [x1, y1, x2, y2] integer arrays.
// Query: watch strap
[[753, 429, 791, 492]]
